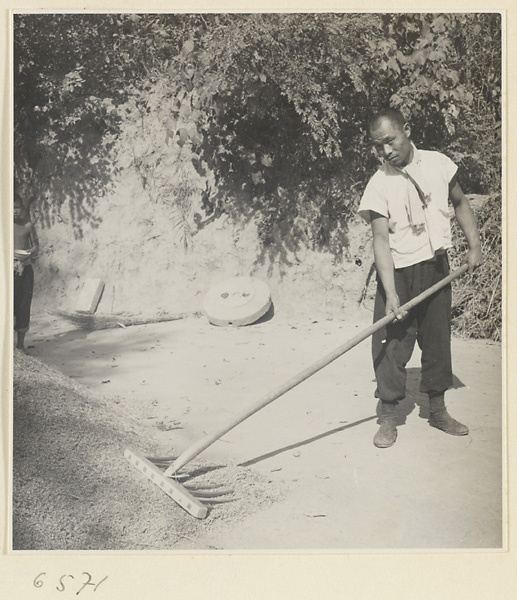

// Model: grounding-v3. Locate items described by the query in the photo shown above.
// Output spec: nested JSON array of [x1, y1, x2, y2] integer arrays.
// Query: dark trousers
[[14, 264, 34, 333], [372, 254, 453, 402]]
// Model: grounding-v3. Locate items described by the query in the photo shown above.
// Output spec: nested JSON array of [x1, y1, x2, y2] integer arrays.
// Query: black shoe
[[374, 417, 398, 448], [429, 409, 469, 436]]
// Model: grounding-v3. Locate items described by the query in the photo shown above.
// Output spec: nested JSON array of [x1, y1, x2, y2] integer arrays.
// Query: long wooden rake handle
[[164, 263, 468, 476]]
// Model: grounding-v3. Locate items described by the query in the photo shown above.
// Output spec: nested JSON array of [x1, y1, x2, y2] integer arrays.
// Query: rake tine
[[190, 489, 234, 499], [164, 470, 196, 482], [169, 473, 190, 481], [206, 497, 240, 505], [184, 482, 229, 491], [147, 456, 178, 462]]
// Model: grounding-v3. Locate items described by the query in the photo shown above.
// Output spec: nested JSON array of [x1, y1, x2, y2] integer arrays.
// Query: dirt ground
[[12, 302, 503, 552]]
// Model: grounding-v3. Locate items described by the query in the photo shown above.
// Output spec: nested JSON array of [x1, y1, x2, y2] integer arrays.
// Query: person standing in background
[[14, 193, 39, 352]]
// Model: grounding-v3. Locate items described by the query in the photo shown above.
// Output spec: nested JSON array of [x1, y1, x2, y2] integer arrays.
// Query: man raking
[[358, 108, 482, 448]]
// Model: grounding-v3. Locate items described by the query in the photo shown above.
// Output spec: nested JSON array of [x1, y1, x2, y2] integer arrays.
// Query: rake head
[[125, 449, 236, 519]]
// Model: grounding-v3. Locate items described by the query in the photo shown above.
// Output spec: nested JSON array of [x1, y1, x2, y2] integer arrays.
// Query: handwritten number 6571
[[33, 572, 108, 594]]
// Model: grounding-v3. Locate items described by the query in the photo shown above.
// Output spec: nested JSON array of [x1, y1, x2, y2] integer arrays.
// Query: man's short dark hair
[[369, 108, 407, 133]]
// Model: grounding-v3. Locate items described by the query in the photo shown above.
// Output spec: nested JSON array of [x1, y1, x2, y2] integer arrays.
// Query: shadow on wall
[[15, 119, 115, 240], [251, 210, 352, 278]]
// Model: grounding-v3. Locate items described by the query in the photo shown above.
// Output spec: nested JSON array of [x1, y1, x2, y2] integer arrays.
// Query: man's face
[[13, 202, 22, 220], [369, 118, 413, 168]]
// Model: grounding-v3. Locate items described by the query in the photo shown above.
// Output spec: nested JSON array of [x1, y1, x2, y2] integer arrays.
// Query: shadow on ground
[[375, 367, 466, 425]]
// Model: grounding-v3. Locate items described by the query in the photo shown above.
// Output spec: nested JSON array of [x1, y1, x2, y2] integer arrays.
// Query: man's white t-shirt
[[358, 146, 458, 269]]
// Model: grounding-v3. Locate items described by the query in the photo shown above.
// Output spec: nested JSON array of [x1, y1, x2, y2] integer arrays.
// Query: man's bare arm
[[371, 211, 407, 319], [28, 222, 39, 257], [449, 179, 482, 273]]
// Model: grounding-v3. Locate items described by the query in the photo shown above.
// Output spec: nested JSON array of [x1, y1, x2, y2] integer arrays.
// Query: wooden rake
[[126, 264, 468, 519]]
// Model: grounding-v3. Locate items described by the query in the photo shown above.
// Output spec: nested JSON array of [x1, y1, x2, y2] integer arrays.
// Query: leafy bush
[[449, 194, 502, 340]]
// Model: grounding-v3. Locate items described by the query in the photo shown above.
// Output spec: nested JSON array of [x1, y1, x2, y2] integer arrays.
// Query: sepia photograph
[[10, 10, 503, 554]]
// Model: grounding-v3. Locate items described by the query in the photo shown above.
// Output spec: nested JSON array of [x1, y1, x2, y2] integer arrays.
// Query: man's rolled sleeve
[[440, 153, 458, 184]]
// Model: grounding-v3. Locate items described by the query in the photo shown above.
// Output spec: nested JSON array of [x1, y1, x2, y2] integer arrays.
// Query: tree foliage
[[14, 12, 501, 250], [375, 13, 501, 192]]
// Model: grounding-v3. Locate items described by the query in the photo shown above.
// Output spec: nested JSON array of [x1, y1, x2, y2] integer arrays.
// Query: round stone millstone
[[203, 276, 272, 327]]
